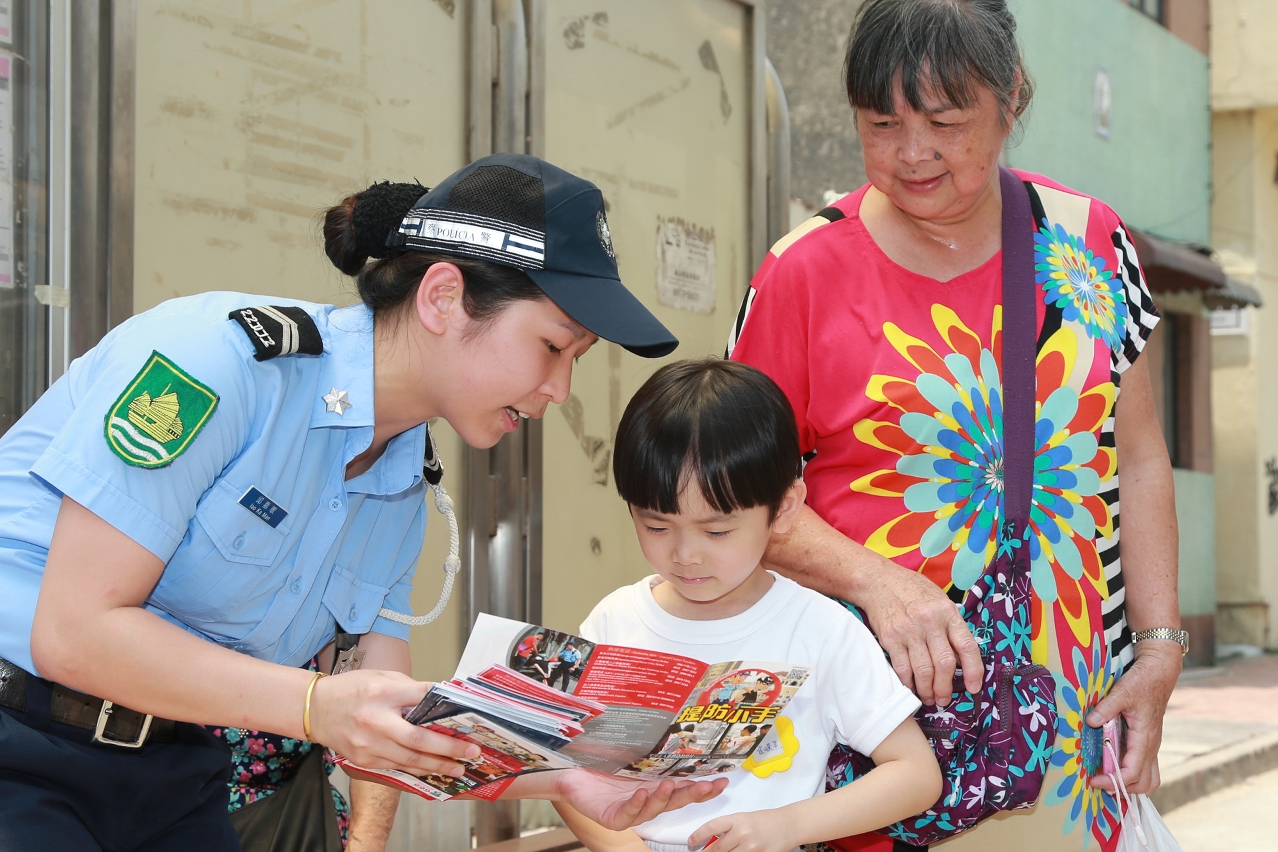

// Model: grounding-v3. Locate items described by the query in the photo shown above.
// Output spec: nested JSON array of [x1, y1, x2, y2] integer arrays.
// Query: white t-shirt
[[580, 572, 920, 848]]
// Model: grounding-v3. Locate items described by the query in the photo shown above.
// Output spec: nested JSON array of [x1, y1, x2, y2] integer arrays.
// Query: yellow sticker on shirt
[[742, 715, 799, 778]]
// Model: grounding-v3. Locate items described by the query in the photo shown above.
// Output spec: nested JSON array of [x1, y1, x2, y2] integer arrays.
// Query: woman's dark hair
[[843, 0, 1034, 127], [613, 359, 802, 521], [322, 181, 544, 331]]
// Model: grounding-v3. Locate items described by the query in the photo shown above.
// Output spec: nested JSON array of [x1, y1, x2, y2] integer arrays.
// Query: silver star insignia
[[323, 388, 352, 416]]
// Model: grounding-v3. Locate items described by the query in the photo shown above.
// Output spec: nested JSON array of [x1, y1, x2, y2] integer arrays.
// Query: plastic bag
[[1116, 794, 1184, 852], [1105, 733, 1185, 852]]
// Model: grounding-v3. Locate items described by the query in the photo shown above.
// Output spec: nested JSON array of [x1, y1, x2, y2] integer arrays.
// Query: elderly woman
[[729, 1, 1182, 849]]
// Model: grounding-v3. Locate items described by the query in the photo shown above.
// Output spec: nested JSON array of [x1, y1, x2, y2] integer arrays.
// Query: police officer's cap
[[390, 153, 677, 359]]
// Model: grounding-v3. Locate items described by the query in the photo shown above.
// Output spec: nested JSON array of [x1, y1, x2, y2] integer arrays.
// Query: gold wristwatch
[[1131, 628, 1189, 656]]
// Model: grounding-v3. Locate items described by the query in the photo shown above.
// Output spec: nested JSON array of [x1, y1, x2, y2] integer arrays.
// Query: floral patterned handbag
[[825, 167, 1059, 847]]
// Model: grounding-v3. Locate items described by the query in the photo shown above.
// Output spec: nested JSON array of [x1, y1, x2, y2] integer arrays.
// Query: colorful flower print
[[1035, 221, 1128, 351], [851, 307, 1118, 626], [1046, 635, 1121, 847]]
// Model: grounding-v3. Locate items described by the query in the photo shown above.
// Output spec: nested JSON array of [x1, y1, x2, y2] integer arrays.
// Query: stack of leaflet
[[407, 665, 607, 752]]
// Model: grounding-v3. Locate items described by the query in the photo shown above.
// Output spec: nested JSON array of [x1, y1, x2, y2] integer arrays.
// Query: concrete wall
[[1210, 106, 1278, 650], [765, 0, 865, 208], [1007, 0, 1211, 243], [1212, 0, 1278, 111]]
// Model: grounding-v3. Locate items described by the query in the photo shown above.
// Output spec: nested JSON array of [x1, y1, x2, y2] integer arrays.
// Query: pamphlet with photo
[[335, 614, 811, 801]]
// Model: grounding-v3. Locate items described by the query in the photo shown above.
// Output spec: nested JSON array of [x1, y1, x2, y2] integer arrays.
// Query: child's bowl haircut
[[612, 358, 801, 521]]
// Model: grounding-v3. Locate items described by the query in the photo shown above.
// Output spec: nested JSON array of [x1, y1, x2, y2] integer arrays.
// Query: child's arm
[[686, 717, 942, 852], [554, 801, 652, 852]]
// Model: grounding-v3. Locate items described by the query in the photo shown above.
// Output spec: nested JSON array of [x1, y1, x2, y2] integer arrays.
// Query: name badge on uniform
[[239, 487, 288, 529]]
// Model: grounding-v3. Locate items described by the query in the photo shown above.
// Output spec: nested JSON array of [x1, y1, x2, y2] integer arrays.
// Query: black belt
[[0, 657, 177, 747]]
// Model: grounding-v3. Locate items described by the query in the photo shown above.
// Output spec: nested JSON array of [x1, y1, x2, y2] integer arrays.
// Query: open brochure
[[336, 613, 811, 801]]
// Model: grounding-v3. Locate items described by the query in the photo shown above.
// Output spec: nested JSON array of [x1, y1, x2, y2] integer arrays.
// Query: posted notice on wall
[[655, 216, 716, 314]]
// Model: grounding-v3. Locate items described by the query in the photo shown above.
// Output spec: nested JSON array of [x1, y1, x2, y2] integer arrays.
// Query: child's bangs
[[612, 359, 802, 520]]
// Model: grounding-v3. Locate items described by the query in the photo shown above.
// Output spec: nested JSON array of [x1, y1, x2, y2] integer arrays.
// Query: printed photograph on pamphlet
[[335, 613, 812, 800], [508, 626, 596, 694]]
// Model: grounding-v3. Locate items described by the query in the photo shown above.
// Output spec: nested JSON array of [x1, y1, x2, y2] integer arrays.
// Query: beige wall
[[538, 0, 752, 637], [132, 1, 467, 311], [1210, 106, 1278, 649], [1211, 0, 1278, 111], [132, 0, 471, 680], [1254, 107, 1278, 651]]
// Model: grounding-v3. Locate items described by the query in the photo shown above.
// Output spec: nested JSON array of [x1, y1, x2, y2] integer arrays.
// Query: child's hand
[[556, 769, 729, 831], [688, 810, 791, 852]]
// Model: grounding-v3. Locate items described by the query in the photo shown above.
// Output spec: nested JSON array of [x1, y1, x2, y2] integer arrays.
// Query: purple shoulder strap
[[999, 166, 1036, 523]]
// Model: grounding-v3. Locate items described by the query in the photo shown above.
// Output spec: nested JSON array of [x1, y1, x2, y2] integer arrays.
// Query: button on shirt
[[0, 293, 429, 676]]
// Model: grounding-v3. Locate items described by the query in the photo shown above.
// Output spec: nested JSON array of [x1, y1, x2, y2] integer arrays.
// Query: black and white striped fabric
[[1103, 223, 1157, 674], [1096, 413, 1136, 675], [228, 305, 324, 361], [1112, 223, 1160, 373]]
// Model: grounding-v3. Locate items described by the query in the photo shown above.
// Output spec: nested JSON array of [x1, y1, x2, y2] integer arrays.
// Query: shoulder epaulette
[[228, 306, 324, 361], [423, 422, 444, 486]]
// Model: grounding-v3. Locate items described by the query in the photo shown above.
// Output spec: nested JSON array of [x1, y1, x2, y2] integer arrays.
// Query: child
[[555, 359, 942, 852]]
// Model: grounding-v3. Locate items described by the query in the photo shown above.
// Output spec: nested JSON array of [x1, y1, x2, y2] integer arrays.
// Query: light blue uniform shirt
[[0, 292, 430, 676]]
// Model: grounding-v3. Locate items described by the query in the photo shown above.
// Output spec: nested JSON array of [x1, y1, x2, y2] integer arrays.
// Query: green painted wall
[[1007, 0, 1211, 244], [1173, 469, 1217, 616]]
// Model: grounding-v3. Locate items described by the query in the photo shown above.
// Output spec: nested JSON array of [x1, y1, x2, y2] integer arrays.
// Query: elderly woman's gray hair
[[843, 0, 1034, 127]]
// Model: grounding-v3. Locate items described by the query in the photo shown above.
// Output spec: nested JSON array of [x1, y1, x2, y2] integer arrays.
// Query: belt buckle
[[92, 700, 152, 749]]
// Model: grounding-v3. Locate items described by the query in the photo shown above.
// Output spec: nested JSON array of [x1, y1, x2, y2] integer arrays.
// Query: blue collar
[[312, 303, 376, 429], [312, 303, 428, 496]]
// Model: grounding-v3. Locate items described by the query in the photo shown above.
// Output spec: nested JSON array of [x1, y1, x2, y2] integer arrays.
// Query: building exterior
[[1210, 0, 1278, 653]]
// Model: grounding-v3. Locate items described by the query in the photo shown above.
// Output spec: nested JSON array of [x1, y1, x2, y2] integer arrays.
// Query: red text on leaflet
[[573, 645, 704, 713]]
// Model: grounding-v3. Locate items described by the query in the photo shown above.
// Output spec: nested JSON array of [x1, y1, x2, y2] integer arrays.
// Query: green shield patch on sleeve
[[103, 351, 220, 468]]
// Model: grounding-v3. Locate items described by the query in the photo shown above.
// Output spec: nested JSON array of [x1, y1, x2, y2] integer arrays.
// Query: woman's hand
[[854, 554, 984, 705], [688, 810, 792, 852], [308, 670, 479, 777], [553, 770, 729, 831], [1087, 640, 1181, 794]]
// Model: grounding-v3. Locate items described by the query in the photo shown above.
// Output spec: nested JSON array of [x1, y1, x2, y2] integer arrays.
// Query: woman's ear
[[770, 479, 808, 535], [413, 262, 465, 337]]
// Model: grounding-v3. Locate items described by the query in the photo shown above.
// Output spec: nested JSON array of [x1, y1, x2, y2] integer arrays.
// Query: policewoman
[[0, 153, 726, 850]]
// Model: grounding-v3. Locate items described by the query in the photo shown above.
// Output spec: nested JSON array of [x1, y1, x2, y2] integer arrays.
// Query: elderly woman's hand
[[856, 552, 985, 706], [1086, 640, 1182, 794], [762, 504, 984, 707]]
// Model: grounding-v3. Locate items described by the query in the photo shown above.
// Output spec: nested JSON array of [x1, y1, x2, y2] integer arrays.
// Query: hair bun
[[352, 181, 428, 261]]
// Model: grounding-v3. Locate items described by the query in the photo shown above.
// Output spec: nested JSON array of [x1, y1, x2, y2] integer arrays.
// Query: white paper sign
[[655, 216, 716, 314]]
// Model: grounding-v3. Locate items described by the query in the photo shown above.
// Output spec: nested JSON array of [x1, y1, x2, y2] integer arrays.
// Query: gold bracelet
[[303, 671, 326, 743]]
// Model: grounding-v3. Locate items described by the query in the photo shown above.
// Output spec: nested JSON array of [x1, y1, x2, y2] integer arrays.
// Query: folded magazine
[[336, 613, 811, 801]]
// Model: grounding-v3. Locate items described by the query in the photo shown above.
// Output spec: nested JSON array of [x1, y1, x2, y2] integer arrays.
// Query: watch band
[[1131, 628, 1189, 655]]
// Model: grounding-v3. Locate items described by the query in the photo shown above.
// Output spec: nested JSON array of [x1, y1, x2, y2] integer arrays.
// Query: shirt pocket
[[322, 565, 390, 635], [196, 480, 291, 566], [151, 480, 293, 623]]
